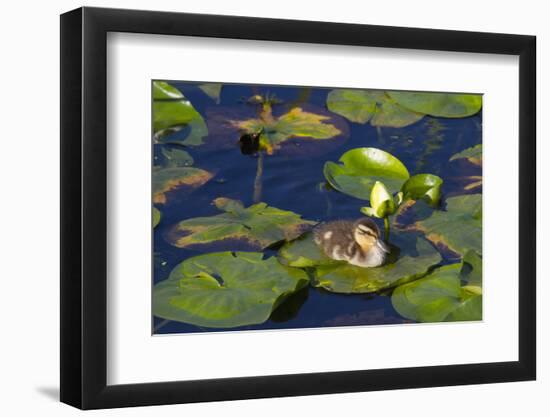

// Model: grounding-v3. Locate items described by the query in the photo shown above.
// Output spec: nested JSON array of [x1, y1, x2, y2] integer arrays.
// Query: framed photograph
[[60, 6, 536, 409]]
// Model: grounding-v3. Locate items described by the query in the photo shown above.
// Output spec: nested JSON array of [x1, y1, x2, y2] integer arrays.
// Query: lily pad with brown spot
[[408, 194, 482, 257], [167, 198, 317, 251], [450, 144, 482, 166], [152, 167, 214, 204]]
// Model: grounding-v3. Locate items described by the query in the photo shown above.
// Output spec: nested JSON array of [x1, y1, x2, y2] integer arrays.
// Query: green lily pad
[[412, 194, 482, 256], [450, 144, 482, 166], [199, 83, 222, 103], [324, 147, 410, 199], [387, 91, 482, 118], [153, 252, 309, 328], [391, 262, 482, 323], [279, 232, 441, 293], [326, 89, 425, 128], [153, 81, 208, 146], [167, 198, 317, 250], [153, 207, 161, 228], [401, 173, 443, 206], [153, 167, 213, 204], [231, 105, 343, 154]]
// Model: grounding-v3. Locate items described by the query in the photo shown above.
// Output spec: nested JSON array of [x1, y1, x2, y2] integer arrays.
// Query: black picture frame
[[60, 6, 536, 410]]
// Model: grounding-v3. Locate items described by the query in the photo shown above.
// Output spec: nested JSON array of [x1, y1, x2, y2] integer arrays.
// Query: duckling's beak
[[376, 239, 390, 253]]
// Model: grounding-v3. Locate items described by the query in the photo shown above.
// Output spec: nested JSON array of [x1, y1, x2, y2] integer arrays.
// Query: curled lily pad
[[324, 147, 410, 199], [153, 81, 208, 146], [199, 83, 223, 103], [230, 103, 344, 154], [411, 194, 482, 256], [153, 252, 309, 328], [326, 89, 424, 128], [360, 181, 400, 218], [391, 262, 482, 323], [401, 174, 443, 207], [450, 144, 482, 166], [153, 167, 213, 204], [167, 198, 317, 250], [387, 91, 482, 118], [153, 207, 161, 228], [278, 232, 441, 293]]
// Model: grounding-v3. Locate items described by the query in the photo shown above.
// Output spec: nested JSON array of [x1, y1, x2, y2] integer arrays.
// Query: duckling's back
[[313, 220, 356, 261]]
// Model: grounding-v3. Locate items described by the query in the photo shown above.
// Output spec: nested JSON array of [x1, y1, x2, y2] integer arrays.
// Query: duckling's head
[[353, 218, 390, 254]]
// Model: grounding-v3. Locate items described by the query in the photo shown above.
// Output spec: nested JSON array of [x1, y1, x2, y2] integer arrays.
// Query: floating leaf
[[160, 147, 194, 167], [231, 104, 343, 154], [387, 91, 482, 118], [326, 89, 424, 128], [450, 144, 482, 166], [153, 81, 208, 146], [324, 147, 410, 199], [199, 83, 223, 103], [391, 262, 482, 323], [153, 207, 161, 228], [411, 194, 482, 256], [153, 167, 213, 204], [279, 232, 441, 293], [153, 252, 309, 328], [401, 174, 443, 206], [462, 250, 482, 287], [167, 198, 317, 250]]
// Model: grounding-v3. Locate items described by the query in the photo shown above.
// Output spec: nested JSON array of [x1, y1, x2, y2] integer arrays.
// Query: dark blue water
[[153, 82, 482, 334]]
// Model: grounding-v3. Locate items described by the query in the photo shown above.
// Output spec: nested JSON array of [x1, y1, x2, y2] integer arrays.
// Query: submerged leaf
[[279, 232, 441, 293], [153, 167, 213, 204], [326, 89, 425, 128], [411, 194, 482, 256], [160, 147, 194, 167], [391, 262, 482, 323], [450, 144, 482, 166], [388, 91, 482, 118], [153, 207, 161, 228], [153, 81, 208, 146], [199, 83, 223, 103], [167, 198, 317, 250], [153, 252, 309, 328], [324, 147, 410, 199]]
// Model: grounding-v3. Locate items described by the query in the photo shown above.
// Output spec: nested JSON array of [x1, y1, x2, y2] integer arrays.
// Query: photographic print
[[151, 81, 482, 335]]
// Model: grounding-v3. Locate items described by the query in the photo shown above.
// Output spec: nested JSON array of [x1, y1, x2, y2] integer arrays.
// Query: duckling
[[313, 218, 390, 267]]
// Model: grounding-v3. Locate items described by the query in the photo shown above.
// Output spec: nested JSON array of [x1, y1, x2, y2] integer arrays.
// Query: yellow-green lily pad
[[153, 81, 208, 146], [153, 207, 161, 228], [326, 89, 425, 128], [153, 252, 309, 328], [324, 147, 410, 199], [387, 91, 482, 118], [391, 260, 482, 323]]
